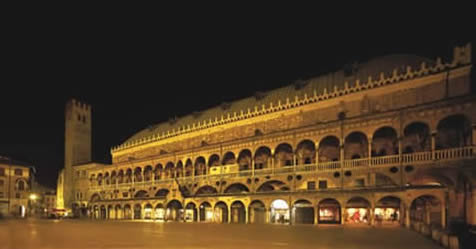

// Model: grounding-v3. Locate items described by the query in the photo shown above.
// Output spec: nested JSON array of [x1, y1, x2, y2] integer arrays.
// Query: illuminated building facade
[[0, 156, 34, 218], [70, 44, 475, 235]]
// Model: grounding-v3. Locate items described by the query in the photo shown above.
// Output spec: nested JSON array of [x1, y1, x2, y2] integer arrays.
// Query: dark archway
[[410, 195, 443, 229], [185, 202, 197, 222], [155, 189, 169, 198], [208, 154, 220, 167], [231, 201, 246, 224], [403, 122, 430, 153], [224, 183, 249, 194], [436, 114, 472, 149], [318, 136, 340, 162], [254, 146, 271, 170], [376, 196, 401, 224], [195, 157, 206, 176], [274, 143, 294, 167], [344, 132, 368, 159], [144, 165, 153, 181], [134, 190, 148, 198], [196, 185, 218, 196], [296, 140, 316, 165], [293, 199, 314, 224], [214, 201, 228, 223], [237, 149, 252, 171], [257, 180, 288, 192], [133, 204, 142, 219], [222, 151, 236, 165], [249, 200, 266, 224], [372, 127, 398, 156]]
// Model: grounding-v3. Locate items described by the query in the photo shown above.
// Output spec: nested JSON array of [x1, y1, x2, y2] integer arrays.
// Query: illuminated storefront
[[318, 199, 340, 224], [270, 199, 289, 224]]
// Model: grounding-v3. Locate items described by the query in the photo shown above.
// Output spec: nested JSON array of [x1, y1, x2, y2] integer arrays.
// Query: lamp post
[[28, 193, 37, 217]]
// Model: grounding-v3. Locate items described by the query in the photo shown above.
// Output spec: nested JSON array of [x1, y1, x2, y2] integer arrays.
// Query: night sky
[[1, 12, 473, 189]]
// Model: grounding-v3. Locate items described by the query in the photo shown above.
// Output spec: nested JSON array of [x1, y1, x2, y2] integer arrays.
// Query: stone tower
[[61, 99, 91, 209]]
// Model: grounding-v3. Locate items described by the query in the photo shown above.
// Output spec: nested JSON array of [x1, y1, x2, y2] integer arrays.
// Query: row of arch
[[90, 194, 444, 228], [91, 115, 472, 185]]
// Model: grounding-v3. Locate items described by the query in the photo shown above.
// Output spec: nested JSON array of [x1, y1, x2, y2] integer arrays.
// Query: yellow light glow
[[29, 194, 38, 200]]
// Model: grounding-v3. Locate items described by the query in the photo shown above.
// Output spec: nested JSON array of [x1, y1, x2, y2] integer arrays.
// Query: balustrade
[[89, 146, 475, 190]]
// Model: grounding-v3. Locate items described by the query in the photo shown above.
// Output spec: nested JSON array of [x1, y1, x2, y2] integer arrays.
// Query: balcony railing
[[89, 146, 475, 191]]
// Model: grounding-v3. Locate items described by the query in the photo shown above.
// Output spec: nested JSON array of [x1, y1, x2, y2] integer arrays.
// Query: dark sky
[[0, 11, 473, 189]]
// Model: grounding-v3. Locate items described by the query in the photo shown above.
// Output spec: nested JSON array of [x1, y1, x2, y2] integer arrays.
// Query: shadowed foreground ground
[[0, 219, 443, 249]]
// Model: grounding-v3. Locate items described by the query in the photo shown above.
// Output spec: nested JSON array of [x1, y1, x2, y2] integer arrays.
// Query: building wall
[[0, 162, 32, 217]]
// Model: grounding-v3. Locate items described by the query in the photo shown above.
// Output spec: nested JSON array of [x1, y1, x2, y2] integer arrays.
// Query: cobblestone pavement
[[0, 219, 443, 249]]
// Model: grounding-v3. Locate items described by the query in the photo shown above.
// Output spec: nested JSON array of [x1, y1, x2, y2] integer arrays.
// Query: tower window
[[77, 114, 81, 121]]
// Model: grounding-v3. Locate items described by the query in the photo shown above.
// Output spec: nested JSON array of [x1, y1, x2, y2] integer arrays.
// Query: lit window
[[18, 180, 25, 191]]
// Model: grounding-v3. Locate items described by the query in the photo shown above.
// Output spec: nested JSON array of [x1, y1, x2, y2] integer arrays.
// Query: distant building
[[0, 156, 35, 218], [66, 44, 475, 236]]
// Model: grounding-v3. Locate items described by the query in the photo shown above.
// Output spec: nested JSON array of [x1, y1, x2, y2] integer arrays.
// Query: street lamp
[[29, 194, 37, 201], [28, 193, 38, 217]]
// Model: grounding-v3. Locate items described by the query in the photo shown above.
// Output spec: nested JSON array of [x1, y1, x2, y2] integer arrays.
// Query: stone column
[[314, 206, 319, 225], [441, 199, 447, 229], [341, 205, 345, 225], [245, 208, 248, 224], [228, 206, 231, 224], [405, 207, 411, 228], [315, 141, 319, 166], [431, 132, 437, 159], [425, 202, 431, 225], [265, 208, 270, 224], [368, 136, 372, 166]]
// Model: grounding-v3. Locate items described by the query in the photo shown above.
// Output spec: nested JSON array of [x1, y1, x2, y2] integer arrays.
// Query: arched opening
[[254, 146, 271, 170], [296, 140, 316, 165], [270, 199, 289, 224], [231, 201, 246, 224], [375, 196, 401, 224], [344, 132, 368, 159], [318, 136, 340, 162], [90, 193, 101, 203], [107, 205, 114, 219], [154, 203, 165, 221], [318, 198, 341, 224], [274, 143, 294, 167], [224, 183, 249, 194], [403, 122, 430, 153], [214, 201, 228, 223], [134, 167, 142, 182], [208, 154, 220, 167], [185, 159, 193, 177], [293, 199, 314, 224], [166, 200, 183, 221], [185, 202, 197, 222], [100, 205, 107, 219], [123, 204, 132, 219], [196, 185, 218, 196], [111, 171, 117, 184], [199, 202, 213, 222], [134, 190, 148, 198], [143, 165, 153, 181], [372, 127, 398, 156], [104, 172, 110, 185], [194, 157, 206, 176], [89, 174, 96, 186], [97, 173, 103, 186], [154, 164, 163, 180], [436, 114, 472, 149], [144, 203, 153, 219], [257, 180, 288, 192], [237, 149, 252, 171], [249, 200, 266, 224], [155, 189, 169, 198], [345, 197, 371, 224], [16, 179, 26, 191], [117, 170, 124, 184], [165, 162, 174, 179], [222, 152, 236, 165], [410, 195, 443, 230], [134, 204, 142, 219], [125, 169, 133, 183], [175, 161, 184, 178], [115, 204, 122, 219]]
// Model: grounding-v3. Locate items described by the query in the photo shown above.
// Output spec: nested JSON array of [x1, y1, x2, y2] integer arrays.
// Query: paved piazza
[[1, 219, 443, 249]]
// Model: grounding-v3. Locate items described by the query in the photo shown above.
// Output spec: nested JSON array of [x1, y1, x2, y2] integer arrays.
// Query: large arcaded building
[[67, 44, 475, 233]]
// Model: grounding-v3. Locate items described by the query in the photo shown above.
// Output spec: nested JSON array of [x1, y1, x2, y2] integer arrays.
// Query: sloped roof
[[0, 156, 34, 168], [122, 54, 435, 145]]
